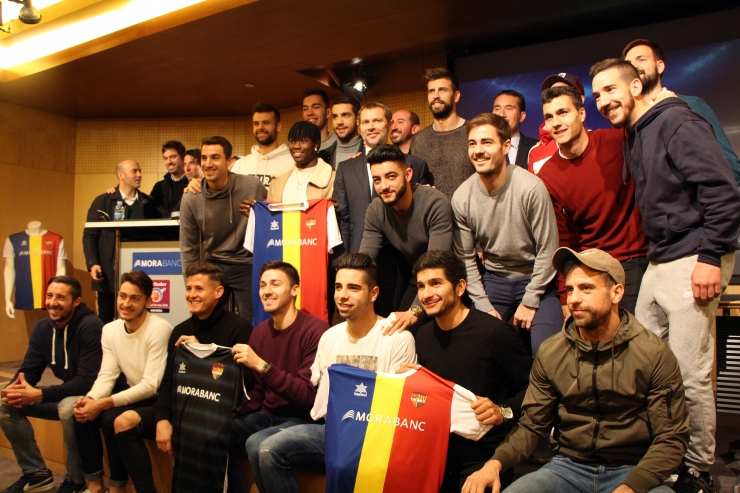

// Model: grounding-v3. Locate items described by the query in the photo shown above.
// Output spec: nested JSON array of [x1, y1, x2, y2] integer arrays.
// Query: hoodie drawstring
[[51, 327, 56, 366], [63, 326, 69, 370]]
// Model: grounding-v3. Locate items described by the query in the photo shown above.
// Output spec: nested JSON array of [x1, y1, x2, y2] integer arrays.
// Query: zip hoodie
[[491, 311, 689, 493], [8, 302, 103, 403], [624, 98, 740, 266], [179, 171, 267, 270], [231, 144, 295, 188]]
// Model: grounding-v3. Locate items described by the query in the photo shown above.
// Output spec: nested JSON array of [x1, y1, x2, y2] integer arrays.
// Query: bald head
[[116, 159, 142, 191]]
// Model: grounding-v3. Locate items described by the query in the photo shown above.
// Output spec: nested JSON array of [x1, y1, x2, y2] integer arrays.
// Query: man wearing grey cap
[[462, 247, 688, 493]]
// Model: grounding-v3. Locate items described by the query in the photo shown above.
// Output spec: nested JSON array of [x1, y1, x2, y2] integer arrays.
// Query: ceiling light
[[18, 1, 41, 24]]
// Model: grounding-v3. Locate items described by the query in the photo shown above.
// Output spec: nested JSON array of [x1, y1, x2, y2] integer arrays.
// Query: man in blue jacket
[[591, 58, 740, 493], [0, 276, 103, 493]]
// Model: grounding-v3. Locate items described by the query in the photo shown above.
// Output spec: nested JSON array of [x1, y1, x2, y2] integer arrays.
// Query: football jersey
[[3, 231, 66, 310], [314, 364, 491, 493], [244, 198, 342, 324], [171, 343, 247, 493]]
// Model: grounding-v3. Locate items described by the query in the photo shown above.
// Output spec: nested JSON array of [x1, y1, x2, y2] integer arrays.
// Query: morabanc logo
[[212, 362, 224, 380], [410, 392, 427, 408]]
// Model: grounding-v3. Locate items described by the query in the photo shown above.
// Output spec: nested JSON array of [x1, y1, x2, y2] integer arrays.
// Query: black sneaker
[[57, 480, 86, 493], [673, 465, 717, 493], [1, 470, 53, 493]]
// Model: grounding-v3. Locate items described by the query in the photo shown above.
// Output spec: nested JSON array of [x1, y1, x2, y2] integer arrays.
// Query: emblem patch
[[212, 362, 225, 380], [305, 218, 317, 229], [410, 392, 427, 408]]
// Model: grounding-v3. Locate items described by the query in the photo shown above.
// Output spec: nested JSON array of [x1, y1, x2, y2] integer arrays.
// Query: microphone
[[96, 210, 111, 222]]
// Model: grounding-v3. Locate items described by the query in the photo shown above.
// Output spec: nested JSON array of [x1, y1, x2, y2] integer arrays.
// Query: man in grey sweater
[[180, 136, 267, 323], [359, 144, 453, 333], [452, 114, 561, 356], [409, 67, 474, 199]]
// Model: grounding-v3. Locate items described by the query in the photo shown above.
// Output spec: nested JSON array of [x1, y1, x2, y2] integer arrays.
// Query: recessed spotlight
[[244, 82, 255, 88]]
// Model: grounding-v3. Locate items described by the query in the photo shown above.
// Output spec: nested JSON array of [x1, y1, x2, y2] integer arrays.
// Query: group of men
[[3, 37, 739, 493]]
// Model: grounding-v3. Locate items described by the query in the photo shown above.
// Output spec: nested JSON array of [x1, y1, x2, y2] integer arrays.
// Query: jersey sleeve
[[310, 367, 331, 420], [450, 383, 492, 440], [3, 237, 13, 258], [57, 238, 67, 260], [243, 207, 256, 253], [326, 204, 343, 252]]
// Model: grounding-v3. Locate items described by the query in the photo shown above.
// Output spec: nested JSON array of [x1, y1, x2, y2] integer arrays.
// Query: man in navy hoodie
[[0, 276, 103, 493], [591, 58, 740, 493]]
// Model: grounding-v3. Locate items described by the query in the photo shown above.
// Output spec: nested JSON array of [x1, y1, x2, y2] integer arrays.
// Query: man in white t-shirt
[[247, 253, 416, 493], [231, 102, 294, 187], [71, 271, 173, 493]]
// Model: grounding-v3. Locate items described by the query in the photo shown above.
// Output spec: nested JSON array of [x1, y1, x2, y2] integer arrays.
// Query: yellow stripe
[[282, 211, 301, 309], [29, 236, 43, 309], [354, 375, 404, 493]]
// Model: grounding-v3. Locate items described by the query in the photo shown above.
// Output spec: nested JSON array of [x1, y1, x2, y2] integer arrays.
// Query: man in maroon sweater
[[231, 260, 329, 490], [537, 85, 649, 314]]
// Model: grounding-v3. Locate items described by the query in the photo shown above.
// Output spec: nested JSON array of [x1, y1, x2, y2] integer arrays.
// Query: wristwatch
[[500, 405, 514, 422], [260, 362, 272, 376], [407, 305, 424, 318]]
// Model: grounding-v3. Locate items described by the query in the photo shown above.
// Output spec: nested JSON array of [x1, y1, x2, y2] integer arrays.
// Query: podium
[[83, 219, 189, 326]]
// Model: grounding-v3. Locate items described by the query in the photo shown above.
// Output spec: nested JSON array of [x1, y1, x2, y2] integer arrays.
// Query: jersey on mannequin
[[4, 221, 66, 318]]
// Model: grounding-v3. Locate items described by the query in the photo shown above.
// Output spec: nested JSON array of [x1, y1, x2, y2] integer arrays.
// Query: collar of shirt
[[120, 189, 139, 206], [507, 132, 520, 164]]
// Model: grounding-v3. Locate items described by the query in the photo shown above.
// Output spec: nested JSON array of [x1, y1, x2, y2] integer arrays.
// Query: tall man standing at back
[[324, 95, 363, 168], [410, 68, 474, 198], [302, 89, 336, 152], [151, 140, 188, 217], [231, 102, 294, 187], [591, 58, 740, 492], [179, 136, 267, 323], [0, 277, 102, 493], [83, 159, 158, 323], [492, 90, 538, 169]]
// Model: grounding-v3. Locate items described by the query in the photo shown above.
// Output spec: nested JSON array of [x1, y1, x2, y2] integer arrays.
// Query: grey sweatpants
[[635, 252, 735, 471]]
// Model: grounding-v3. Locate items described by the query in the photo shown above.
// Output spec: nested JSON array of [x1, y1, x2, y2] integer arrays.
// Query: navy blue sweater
[[9, 303, 103, 403], [624, 98, 740, 266]]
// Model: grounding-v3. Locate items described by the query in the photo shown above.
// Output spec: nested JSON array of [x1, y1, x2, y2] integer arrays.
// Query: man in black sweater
[[112, 262, 252, 493], [151, 140, 189, 217], [0, 276, 103, 493], [406, 250, 532, 492]]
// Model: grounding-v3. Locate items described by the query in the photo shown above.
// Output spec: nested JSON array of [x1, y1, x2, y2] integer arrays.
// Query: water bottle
[[114, 201, 125, 221]]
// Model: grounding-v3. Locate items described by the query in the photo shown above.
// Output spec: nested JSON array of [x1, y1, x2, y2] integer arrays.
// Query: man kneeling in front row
[[463, 248, 689, 493]]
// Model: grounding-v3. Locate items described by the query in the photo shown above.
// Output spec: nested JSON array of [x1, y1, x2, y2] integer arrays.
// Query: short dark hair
[[367, 144, 407, 169], [335, 253, 378, 289], [162, 140, 186, 158], [185, 261, 225, 286], [541, 85, 583, 110], [184, 148, 201, 163], [622, 38, 665, 63], [424, 68, 459, 92], [413, 250, 467, 286], [494, 89, 526, 112], [589, 58, 640, 84], [47, 276, 81, 300], [332, 95, 361, 117], [302, 88, 330, 108], [408, 111, 420, 126], [465, 113, 511, 142], [201, 136, 233, 159], [360, 102, 392, 123], [287, 121, 321, 144], [252, 102, 281, 123], [120, 270, 154, 298], [261, 261, 300, 287], [561, 259, 616, 289]]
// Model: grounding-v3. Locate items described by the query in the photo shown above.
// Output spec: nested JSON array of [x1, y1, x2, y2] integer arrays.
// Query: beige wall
[[0, 101, 76, 362]]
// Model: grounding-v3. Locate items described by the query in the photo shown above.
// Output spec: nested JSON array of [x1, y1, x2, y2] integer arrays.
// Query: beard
[[429, 99, 453, 119], [572, 307, 610, 333], [255, 130, 277, 146], [639, 68, 660, 96], [382, 180, 407, 206]]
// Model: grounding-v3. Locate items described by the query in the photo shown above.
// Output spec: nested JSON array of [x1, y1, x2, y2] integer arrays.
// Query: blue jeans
[[504, 455, 674, 493], [482, 272, 562, 355], [0, 395, 84, 483], [255, 423, 326, 493]]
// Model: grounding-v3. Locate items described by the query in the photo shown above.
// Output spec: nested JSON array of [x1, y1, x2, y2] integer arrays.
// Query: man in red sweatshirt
[[536, 85, 648, 315]]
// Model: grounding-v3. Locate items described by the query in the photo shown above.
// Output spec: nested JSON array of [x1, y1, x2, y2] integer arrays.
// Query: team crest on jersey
[[410, 392, 427, 408], [179, 363, 186, 374], [354, 383, 368, 397], [305, 218, 316, 229], [270, 220, 279, 231], [212, 362, 225, 379], [21, 240, 27, 246], [45, 241, 53, 245]]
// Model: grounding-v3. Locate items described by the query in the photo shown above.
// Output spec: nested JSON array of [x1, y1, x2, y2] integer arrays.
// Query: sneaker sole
[[23, 479, 54, 492]]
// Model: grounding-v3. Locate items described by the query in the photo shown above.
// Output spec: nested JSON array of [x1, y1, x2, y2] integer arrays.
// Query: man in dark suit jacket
[[333, 102, 432, 315], [493, 89, 538, 169]]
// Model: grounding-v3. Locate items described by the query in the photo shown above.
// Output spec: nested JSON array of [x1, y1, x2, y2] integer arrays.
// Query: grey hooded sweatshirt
[[179, 171, 266, 270]]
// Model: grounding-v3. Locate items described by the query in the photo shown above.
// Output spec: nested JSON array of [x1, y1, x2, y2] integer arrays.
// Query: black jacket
[[83, 187, 159, 292], [333, 152, 433, 253], [625, 98, 740, 265], [150, 172, 188, 217], [515, 133, 539, 170], [8, 303, 103, 403]]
